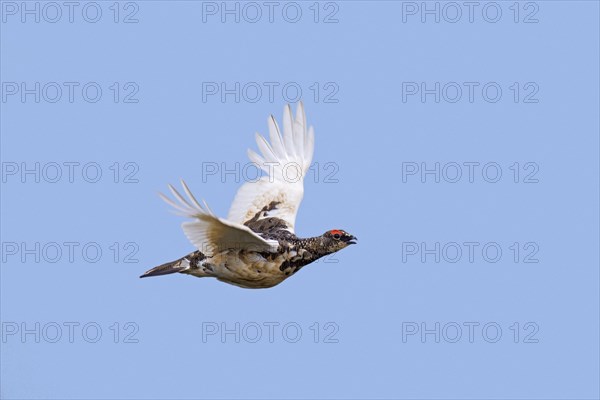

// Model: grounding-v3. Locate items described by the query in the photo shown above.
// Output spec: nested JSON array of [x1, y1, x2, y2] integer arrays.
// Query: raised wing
[[227, 103, 315, 233], [160, 180, 279, 256]]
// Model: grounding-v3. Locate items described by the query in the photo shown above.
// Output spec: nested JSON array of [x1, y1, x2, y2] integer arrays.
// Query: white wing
[[227, 103, 315, 233], [160, 180, 279, 256]]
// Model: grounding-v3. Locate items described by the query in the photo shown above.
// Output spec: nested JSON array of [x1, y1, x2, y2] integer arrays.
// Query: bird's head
[[322, 229, 357, 252]]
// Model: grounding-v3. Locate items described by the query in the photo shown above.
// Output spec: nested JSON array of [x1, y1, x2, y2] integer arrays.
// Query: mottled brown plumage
[[141, 202, 356, 288]]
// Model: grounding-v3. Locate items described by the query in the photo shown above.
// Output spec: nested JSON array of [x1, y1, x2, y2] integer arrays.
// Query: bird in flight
[[141, 103, 356, 288]]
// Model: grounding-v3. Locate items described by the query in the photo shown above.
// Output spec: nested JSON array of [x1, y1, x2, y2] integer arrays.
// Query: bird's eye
[[333, 233, 341, 240]]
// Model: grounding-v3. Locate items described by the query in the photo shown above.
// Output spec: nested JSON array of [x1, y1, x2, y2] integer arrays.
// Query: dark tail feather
[[140, 258, 188, 278]]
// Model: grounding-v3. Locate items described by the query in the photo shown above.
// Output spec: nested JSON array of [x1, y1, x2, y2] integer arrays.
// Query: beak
[[344, 235, 357, 245]]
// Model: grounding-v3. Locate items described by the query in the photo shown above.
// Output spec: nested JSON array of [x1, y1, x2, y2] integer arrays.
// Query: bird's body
[[141, 103, 356, 289]]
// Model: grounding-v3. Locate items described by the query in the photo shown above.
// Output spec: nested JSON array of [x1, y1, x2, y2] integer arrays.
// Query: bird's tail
[[140, 256, 190, 278]]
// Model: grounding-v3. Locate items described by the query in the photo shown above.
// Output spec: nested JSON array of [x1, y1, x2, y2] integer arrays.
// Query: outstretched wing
[[227, 103, 315, 233], [160, 180, 279, 256]]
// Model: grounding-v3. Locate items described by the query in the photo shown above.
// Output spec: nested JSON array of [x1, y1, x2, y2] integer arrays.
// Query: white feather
[[160, 181, 278, 256], [227, 102, 315, 233], [268, 116, 288, 161], [159, 103, 315, 253]]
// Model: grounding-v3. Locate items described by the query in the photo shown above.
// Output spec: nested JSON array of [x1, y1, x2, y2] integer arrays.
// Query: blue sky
[[1, 1, 599, 399]]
